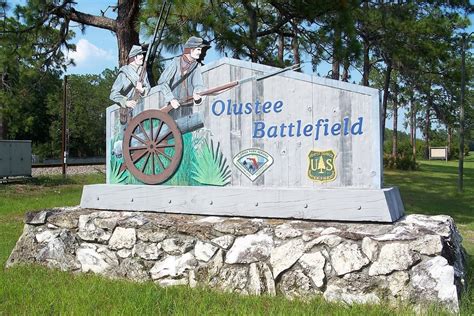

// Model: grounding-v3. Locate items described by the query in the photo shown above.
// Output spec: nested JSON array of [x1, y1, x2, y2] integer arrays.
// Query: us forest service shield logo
[[308, 150, 337, 183], [233, 148, 274, 181]]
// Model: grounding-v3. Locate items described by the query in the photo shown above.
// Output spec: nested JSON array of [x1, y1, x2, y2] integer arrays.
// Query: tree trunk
[[447, 125, 452, 158], [381, 58, 392, 143], [410, 99, 416, 163], [291, 23, 300, 68], [332, 29, 341, 80], [242, 0, 258, 62], [342, 59, 350, 82], [392, 84, 398, 159], [362, 40, 370, 86], [278, 34, 284, 64], [424, 88, 432, 159], [116, 0, 141, 66], [424, 107, 430, 159], [361, 0, 370, 86], [332, 59, 340, 80]]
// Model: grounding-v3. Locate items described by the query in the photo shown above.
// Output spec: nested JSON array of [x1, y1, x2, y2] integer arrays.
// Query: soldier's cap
[[183, 36, 211, 49], [128, 45, 146, 58]]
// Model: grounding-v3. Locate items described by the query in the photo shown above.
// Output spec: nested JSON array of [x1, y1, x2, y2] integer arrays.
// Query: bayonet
[[256, 63, 301, 81]]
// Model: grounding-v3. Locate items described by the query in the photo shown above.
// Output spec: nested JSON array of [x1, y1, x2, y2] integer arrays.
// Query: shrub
[[384, 153, 418, 170]]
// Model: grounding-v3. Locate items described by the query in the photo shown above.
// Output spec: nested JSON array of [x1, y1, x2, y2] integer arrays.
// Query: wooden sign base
[[80, 185, 404, 222]]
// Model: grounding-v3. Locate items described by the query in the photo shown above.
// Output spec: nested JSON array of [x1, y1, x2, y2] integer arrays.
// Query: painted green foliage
[[191, 139, 231, 186], [109, 120, 231, 186]]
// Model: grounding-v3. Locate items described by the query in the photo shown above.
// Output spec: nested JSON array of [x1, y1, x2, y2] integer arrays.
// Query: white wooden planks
[[81, 184, 404, 222]]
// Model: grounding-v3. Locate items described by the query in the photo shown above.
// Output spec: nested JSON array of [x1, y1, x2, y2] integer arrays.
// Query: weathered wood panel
[[81, 184, 404, 222], [106, 58, 382, 189]]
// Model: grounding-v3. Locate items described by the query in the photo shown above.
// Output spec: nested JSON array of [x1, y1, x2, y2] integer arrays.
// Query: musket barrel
[[256, 63, 301, 81]]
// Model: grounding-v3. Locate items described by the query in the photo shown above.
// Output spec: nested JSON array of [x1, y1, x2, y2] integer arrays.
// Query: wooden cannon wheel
[[123, 109, 183, 184]]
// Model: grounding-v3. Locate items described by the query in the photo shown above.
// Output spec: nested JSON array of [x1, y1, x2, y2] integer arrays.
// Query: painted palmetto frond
[[191, 139, 231, 186]]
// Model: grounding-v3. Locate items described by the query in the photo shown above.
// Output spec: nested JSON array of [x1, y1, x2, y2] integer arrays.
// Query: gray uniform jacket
[[157, 57, 204, 104], [109, 64, 150, 108]]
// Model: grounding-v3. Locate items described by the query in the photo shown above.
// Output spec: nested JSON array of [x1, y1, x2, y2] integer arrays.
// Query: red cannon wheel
[[123, 109, 183, 184]]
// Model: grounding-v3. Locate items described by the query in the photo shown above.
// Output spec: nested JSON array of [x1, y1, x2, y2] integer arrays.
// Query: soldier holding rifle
[[109, 45, 150, 112], [157, 36, 210, 115]]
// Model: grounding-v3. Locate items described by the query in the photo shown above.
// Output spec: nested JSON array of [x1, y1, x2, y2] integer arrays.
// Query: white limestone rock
[[299, 252, 326, 288], [369, 243, 420, 276], [305, 235, 342, 251], [211, 235, 234, 249], [94, 217, 118, 231], [134, 241, 161, 260], [116, 258, 149, 282], [372, 226, 417, 242], [117, 248, 132, 258], [411, 256, 459, 313], [248, 263, 262, 295], [214, 219, 261, 236], [149, 252, 197, 280], [188, 270, 197, 288], [403, 214, 452, 237], [119, 214, 148, 228], [302, 227, 324, 241], [385, 271, 410, 299], [108, 227, 136, 250], [324, 284, 380, 305], [77, 243, 118, 274], [270, 239, 304, 279], [36, 237, 79, 271], [157, 278, 188, 287], [261, 263, 276, 295], [225, 232, 273, 264], [47, 211, 79, 229], [161, 237, 195, 255], [197, 216, 224, 223], [278, 269, 317, 299], [78, 214, 112, 243], [321, 227, 340, 235], [26, 210, 51, 225], [331, 242, 370, 276], [361, 237, 379, 262], [195, 249, 225, 286], [410, 235, 443, 256], [194, 241, 218, 262], [136, 223, 167, 242], [218, 265, 249, 293], [275, 224, 302, 239], [35, 230, 60, 243]]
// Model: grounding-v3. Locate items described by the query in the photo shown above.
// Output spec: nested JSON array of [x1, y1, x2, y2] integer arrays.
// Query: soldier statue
[[157, 36, 210, 117], [110, 45, 151, 122]]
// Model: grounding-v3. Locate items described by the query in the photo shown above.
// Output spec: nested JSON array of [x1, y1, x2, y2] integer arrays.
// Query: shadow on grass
[[384, 161, 474, 226]]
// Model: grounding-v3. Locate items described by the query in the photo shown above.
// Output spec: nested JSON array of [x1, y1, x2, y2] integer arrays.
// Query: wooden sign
[[81, 58, 404, 222]]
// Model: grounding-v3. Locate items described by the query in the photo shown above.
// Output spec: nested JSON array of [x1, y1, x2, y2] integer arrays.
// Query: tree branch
[[257, 15, 292, 37], [56, 6, 116, 31]]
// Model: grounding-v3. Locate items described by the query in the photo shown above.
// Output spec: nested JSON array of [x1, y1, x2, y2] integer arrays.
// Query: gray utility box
[[0, 140, 32, 178]]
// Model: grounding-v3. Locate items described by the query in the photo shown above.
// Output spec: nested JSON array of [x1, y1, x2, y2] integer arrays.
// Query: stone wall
[[7, 207, 466, 313]]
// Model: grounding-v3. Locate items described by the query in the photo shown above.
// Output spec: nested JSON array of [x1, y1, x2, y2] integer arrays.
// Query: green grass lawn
[[0, 157, 473, 315]]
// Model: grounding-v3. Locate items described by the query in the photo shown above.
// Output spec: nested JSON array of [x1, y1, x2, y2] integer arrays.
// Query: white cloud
[[67, 38, 114, 66]]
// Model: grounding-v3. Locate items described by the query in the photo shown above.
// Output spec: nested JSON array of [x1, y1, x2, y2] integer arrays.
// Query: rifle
[[162, 63, 302, 112], [133, 1, 170, 101], [120, 1, 171, 125]]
